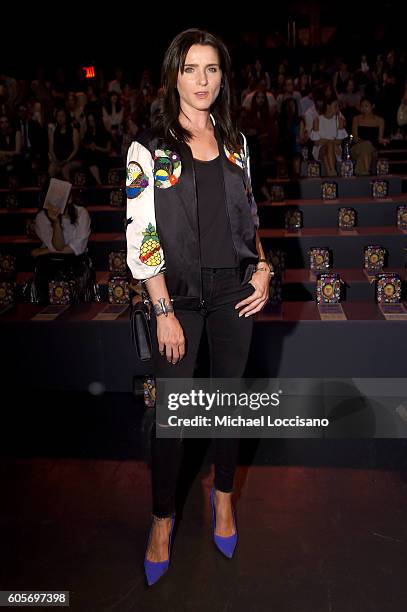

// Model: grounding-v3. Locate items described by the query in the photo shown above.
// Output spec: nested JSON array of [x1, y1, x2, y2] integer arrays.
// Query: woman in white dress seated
[[27, 193, 96, 304], [310, 96, 348, 176]]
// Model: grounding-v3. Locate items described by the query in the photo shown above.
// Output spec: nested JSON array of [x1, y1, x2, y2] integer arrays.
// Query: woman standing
[[125, 29, 272, 586]]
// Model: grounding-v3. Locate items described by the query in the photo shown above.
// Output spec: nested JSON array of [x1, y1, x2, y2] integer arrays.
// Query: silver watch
[[153, 297, 174, 317]]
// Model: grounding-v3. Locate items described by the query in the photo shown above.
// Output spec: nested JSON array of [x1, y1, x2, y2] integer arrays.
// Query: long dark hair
[[104, 91, 122, 115], [153, 28, 241, 152]]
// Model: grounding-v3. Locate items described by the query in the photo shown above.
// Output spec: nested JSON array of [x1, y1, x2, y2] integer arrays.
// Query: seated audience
[[338, 78, 362, 131], [81, 113, 112, 184], [310, 96, 348, 176], [30, 194, 93, 304], [48, 108, 81, 181], [351, 97, 389, 175], [274, 97, 307, 176], [0, 114, 22, 185]]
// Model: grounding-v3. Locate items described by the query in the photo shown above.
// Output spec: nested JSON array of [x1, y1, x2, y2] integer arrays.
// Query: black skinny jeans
[[149, 266, 256, 517]]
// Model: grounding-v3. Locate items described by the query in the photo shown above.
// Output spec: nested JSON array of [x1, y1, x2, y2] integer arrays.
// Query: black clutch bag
[[130, 298, 152, 361]]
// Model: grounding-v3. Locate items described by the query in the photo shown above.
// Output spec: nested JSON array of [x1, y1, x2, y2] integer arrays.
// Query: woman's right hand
[[156, 313, 185, 364]]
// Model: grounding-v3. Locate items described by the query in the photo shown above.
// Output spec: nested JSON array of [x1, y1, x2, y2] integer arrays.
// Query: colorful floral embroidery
[[153, 149, 182, 188], [139, 222, 162, 266], [126, 161, 149, 198], [223, 144, 244, 169]]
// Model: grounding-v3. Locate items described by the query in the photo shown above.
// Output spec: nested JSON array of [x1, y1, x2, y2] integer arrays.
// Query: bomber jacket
[[125, 112, 260, 310]]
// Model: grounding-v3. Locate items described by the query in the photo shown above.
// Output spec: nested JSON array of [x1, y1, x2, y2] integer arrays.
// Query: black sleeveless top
[[357, 125, 380, 146], [193, 154, 238, 268], [53, 125, 75, 161]]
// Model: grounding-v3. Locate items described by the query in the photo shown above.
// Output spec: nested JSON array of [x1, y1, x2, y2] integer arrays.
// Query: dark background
[[1, 1, 405, 78]]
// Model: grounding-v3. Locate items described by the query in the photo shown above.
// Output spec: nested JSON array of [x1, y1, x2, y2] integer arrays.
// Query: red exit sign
[[83, 65, 95, 79]]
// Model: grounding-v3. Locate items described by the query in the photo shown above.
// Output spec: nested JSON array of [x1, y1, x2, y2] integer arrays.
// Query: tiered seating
[[377, 141, 407, 175], [1, 170, 407, 390], [259, 175, 407, 304]]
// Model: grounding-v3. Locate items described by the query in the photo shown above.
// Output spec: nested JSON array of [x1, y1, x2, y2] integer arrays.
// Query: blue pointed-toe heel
[[144, 512, 175, 586], [210, 487, 238, 558]]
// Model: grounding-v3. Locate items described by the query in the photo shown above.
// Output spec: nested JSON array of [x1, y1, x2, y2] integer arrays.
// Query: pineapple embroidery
[[139, 223, 162, 266], [153, 149, 182, 188], [126, 161, 149, 199]]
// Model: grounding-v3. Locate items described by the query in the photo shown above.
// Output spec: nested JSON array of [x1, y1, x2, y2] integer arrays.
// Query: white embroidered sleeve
[[125, 140, 166, 282]]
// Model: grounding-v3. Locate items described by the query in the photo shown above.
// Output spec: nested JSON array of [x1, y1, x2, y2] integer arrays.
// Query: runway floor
[[1, 390, 406, 612]]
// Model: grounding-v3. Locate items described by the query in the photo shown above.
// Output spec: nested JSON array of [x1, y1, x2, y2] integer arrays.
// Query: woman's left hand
[[235, 270, 271, 317]]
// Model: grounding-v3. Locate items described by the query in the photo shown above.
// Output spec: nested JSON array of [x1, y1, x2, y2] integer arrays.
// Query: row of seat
[[0, 171, 406, 311]]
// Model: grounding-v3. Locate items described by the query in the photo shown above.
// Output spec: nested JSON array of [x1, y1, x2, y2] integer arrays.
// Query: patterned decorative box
[[49, 280, 71, 304], [307, 161, 320, 177], [364, 245, 385, 272], [321, 181, 338, 200], [110, 189, 125, 208], [270, 185, 285, 202], [268, 275, 282, 305], [338, 207, 356, 229], [109, 251, 127, 276], [376, 159, 389, 175], [309, 247, 331, 272], [267, 249, 286, 274], [108, 168, 123, 186], [0, 254, 16, 279], [74, 172, 87, 187], [285, 208, 302, 231], [340, 159, 353, 177], [316, 273, 342, 304], [375, 273, 401, 303], [371, 179, 388, 198], [0, 281, 15, 305], [396, 205, 407, 230], [143, 375, 156, 408], [108, 277, 130, 304]]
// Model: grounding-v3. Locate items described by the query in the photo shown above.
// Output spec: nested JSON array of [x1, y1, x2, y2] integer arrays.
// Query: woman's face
[[255, 92, 265, 106], [67, 92, 76, 109], [177, 44, 222, 113], [111, 93, 118, 105], [326, 100, 338, 116], [346, 80, 354, 93], [56, 110, 66, 126], [300, 74, 308, 87], [286, 99, 296, 115], [88, 114, 96, 128], [360, 100, 373, 115], [0, 117, 9, 133]]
